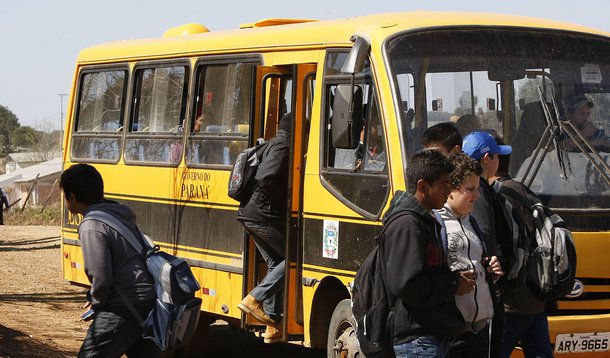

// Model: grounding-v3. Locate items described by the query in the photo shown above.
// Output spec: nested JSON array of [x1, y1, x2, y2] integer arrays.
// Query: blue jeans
[[242, 220, 285, 322], [500, 312, 553, 358], [78, 302, 162, 358], [394, 336, 450, 358]]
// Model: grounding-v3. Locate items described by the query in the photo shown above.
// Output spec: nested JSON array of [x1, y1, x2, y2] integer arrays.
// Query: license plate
[[555, 332, 610, 353]]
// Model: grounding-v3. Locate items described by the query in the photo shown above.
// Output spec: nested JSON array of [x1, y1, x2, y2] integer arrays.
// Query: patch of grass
[[3, 205, 61, 226]]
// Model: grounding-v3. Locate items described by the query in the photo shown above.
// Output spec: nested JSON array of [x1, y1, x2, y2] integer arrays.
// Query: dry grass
[[4, 205, 61, 226]]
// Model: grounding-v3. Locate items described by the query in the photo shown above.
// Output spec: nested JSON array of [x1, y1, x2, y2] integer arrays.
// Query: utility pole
[[58, 93, 68, 151]]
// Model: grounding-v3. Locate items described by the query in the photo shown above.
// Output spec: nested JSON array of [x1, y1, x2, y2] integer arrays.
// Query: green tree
[[0, 105, 20, 155], [10, 126, 38, 148]]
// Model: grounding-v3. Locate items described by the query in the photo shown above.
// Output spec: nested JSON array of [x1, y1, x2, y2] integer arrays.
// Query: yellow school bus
[[60, 11, 610, 356]]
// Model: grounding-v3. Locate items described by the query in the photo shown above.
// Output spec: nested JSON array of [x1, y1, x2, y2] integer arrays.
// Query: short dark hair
[[421, 122, 462, 152], [496, 136, 510, 175], [60, 164, 104, 203], [407, 150, 454, 194], [448, 152, 482, 188]]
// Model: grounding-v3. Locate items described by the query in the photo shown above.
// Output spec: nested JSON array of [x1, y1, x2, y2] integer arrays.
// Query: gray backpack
[[495, 180, 577, 299]]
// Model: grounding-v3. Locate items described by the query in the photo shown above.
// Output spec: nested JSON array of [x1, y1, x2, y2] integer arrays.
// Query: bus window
[[71, 69, 126, 162], [124, 65, 188, 165], [321, 51, 389, 218], [188, 62, 255, 167]]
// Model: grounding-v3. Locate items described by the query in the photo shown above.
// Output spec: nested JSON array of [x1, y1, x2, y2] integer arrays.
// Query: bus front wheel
[[327, 298, 361, 358]]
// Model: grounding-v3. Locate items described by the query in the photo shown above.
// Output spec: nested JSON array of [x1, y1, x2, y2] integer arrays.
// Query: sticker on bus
[[555, 332, 610, 354]]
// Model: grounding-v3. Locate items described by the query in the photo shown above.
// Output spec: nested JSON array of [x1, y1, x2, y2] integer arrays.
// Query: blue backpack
[[83, 210, 202, 351]]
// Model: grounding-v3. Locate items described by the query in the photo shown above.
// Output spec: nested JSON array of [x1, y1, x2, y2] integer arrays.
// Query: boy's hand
[[456, 270, 476, 295]]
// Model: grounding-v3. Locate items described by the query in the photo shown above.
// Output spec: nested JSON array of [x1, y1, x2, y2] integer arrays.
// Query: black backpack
[[492, 180, 530, 290], [496, 180, 577, 299], [227, 139, 268, 203], [352, 215, 404, 358]]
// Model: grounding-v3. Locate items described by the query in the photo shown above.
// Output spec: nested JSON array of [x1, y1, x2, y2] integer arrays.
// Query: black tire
[[327, 298, 361, 358]]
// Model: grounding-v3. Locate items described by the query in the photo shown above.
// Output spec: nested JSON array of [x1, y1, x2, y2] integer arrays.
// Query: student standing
[[60, 164, 161, 357], [382, 150, 475, 358], [0, 188, 9, 225], [494, 145, 554, 358], [437, 153, 504, 357], [421, 122, 463, 156], [462, 131, 513, 357]]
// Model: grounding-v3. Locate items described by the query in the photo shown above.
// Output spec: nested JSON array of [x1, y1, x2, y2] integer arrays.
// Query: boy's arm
[[383, 215, 459, 308], [79, 226, 114, 307]]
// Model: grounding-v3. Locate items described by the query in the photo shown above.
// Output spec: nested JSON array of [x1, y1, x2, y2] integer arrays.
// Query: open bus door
[[241, 63, 316, 342]]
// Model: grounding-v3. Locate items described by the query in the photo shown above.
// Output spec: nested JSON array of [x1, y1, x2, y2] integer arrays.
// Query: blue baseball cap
[[462, 131, 512, 160]]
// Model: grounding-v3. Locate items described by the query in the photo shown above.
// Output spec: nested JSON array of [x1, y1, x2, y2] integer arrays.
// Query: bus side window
[[322, 80, 389, 217], [71, 69, 126, 162], [124, 65, 188, 166], [187, 62, 254, 167]]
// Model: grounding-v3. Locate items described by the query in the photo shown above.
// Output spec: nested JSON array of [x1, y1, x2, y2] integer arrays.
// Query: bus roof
[[77, 11, 610, 64]]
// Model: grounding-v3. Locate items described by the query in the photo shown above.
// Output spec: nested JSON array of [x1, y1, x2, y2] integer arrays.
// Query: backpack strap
[[84, 210, 154, 257], [81, 210, 152, 327]]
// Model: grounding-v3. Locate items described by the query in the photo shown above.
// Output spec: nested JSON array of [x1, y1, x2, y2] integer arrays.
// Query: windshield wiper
[[520, 87, 610, 188], [521, 88, 570, 187]]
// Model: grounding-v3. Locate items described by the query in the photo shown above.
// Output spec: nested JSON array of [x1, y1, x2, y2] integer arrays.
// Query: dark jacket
[[471, 177, 501, 257], [381, 190, 464, 344], [79, 200, 156, 308], [237, 129, 290, 222], [496, 176, 547, 315]]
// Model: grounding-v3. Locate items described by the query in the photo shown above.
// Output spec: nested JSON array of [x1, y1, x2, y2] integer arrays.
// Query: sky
[[1, 0, 608, 131]]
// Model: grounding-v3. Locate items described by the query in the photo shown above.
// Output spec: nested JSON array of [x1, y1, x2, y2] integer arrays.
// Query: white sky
[[1, 0, 608, 130]]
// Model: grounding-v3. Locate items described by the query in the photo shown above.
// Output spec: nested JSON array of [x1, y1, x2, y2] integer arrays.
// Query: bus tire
[[327, 298, 361, 358]]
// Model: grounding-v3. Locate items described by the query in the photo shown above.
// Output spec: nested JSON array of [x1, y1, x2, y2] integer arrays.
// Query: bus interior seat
[[202, 125, 230, 164], [510, 101, 549, 176]]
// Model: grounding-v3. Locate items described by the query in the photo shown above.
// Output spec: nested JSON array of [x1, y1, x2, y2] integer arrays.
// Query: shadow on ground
[[0, 324, 74, 358]]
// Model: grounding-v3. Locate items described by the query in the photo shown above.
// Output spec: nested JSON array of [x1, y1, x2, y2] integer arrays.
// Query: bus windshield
[[387, 28, 610, 230]]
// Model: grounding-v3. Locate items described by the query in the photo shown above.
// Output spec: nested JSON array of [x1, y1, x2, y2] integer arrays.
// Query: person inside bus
[[421, 122, 463, 156], [382, 150, 475, 358], [455, 114, 482, 138], [355, 113, 386, 171], [237, 114, 291, 344], [563, 94, 610, 152], [493, 140, 554, 358], [436, 153, 504, 357], [59, 164, 161, 357]]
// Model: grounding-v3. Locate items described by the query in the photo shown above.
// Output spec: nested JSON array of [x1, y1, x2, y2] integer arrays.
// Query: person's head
[[407, 150, 454, 210], [60, 164, 104, 214], [421, 122, 462, 155], [447, 153, 482, 216], [194, 111, 210, 133], [564, 94, 594, 128], [278, 113, 292, 133], [462, 131, 512, 179], [495, 136, 511, 176], [455, 114, 481, 138]]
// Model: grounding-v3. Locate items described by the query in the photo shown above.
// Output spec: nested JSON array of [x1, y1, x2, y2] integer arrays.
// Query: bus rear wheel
[[327, 298, 361, 358]]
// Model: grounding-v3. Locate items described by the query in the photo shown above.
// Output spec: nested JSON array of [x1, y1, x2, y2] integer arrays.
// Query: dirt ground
[[0, 226, 326, 358], [0, 226, 85, 358]]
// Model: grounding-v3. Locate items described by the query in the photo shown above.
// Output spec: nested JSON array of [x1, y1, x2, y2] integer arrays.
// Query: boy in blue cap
[[462, 131, 512, 357]]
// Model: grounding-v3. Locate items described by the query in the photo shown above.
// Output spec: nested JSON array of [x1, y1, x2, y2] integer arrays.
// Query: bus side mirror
[[341, 36, 370, 75], [332, 84, 363, 149]]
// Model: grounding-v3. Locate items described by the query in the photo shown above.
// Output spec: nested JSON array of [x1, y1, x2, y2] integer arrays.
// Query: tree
[[10, 126, 37, 148], [0, 105, 20, 156]]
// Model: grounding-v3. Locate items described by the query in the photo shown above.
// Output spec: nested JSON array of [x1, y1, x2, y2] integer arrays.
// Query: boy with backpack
[[494, 146, 554, 358], [381, 150, 475, 357], [236, 114, 291, 343], [60, 164, 162, 357]]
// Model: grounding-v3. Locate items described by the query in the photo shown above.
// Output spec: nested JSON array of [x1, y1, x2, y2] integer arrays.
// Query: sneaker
[[237, 294, 275, 325], [263, 323, 282, 344]]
